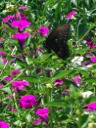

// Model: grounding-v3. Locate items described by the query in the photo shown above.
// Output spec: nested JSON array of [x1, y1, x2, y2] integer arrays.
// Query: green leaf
[[45, 100, 68, 107], [64, 79, 78, 87], [79, 114, 90, 128], [84, 78, 96, 83], [26, 114, 32, 122], [0, 57, 4, 69], [85, 0, 89, 6], [53, 70, 74, 80], [20, 76, 40, 83], [71, 0, 77, 6], [0, 87, 12, 95]]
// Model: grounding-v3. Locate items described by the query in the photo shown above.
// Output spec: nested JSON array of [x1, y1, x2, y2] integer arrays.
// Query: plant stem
[[76, 24, 96, 44]]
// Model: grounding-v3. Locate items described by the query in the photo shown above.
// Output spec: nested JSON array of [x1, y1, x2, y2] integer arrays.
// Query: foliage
[[0, 0, 96, 128]]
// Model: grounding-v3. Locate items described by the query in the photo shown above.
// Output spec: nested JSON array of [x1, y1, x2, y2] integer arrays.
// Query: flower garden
[[0, 0, 96, 128]]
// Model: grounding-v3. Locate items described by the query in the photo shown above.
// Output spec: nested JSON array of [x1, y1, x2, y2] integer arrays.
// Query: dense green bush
[[0, 0, 96, 127]]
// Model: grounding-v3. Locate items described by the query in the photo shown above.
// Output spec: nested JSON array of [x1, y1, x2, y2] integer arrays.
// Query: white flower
[[82, 91, 93, 98], [71, 56, 84, 65]]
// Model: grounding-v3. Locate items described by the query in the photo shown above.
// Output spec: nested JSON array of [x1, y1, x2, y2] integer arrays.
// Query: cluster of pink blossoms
[[2, 11, 31, 49], [12, 80, 29, 91], [1, 6, 50, 127]]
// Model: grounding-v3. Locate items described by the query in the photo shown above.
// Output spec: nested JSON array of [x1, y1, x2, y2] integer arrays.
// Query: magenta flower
[[90, 56, 96, 63], [36, 47, 41, 52], [12, 20, 31, 32], [19, 95, 37, 109], [12, 80, 29, 91], [38, 26, 49, 36], [18, 54, 23, 59], [15, 13, 28, 20], [0, 120, 9, 128], [90, 43, 95, 49], [1, 15, 14, 23], [32, 118, 42, 125], [86, 39, 92, 45], [5, 75, 11, 81], [7, 106, 16, 112], [73, 76, 81, 86], [66, 11, 77, 20], [8, 95, 13, 99], [85, 102, 96, 111], [11, 69, 20, 75], [11, 32, 30, 48], [2, 58, 7, 64], [86, 39, 95, 49], [54, 79, 63, 85], [18, 6, 27, 10], [0, 52, 5, 56], [36, 108, 49, 122]]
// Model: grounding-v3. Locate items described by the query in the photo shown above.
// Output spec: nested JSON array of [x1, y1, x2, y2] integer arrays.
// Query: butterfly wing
[[45, 24, 70, 59]]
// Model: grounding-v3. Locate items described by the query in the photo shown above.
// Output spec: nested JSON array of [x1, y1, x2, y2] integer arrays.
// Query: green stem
[[5, 72, 23, 87]]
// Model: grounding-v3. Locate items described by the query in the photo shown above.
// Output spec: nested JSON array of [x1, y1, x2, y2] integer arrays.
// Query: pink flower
[[8, 95, 13, 99], [0, 38, 4, 41], [19, 95, 37, 109], [73, 76, 81, 86], [38, 26, 49, 36], [5, 75, 11, 81], [0, 84, 4, 88], [66, 11, 77, 20], [86, 39, 95, 49], [18, 54, 23, 59], [86, 39, 92, 45], [12, 80, 29, 91], [2, 58, 7, 64], [0, 120, 9, 128], [11, 69, 20, 75], [62, 89, 69, 96], [18, 6, 27, 10], [12, 20, 31, 32], [15, 13, 28, 20], [11, 32, 30, 48], [54, 79, 63, 85], [85, 102, 96, 111], [7, 106, 16, 112], [0, 51, 5, 56], [90, 43, 95, 49], [32, 118, 42, 125], [90, 56, 96, 63], [36, 108, 49, 122], [1, 15, 14, 23], [36, 47, 41, 52]]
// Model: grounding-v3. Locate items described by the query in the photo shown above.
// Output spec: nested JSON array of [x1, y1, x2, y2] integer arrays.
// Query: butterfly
[[44, 24, 70, 59]]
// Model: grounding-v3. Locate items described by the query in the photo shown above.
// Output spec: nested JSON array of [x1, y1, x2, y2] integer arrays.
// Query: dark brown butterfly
[[45, 24, 70, 59]]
